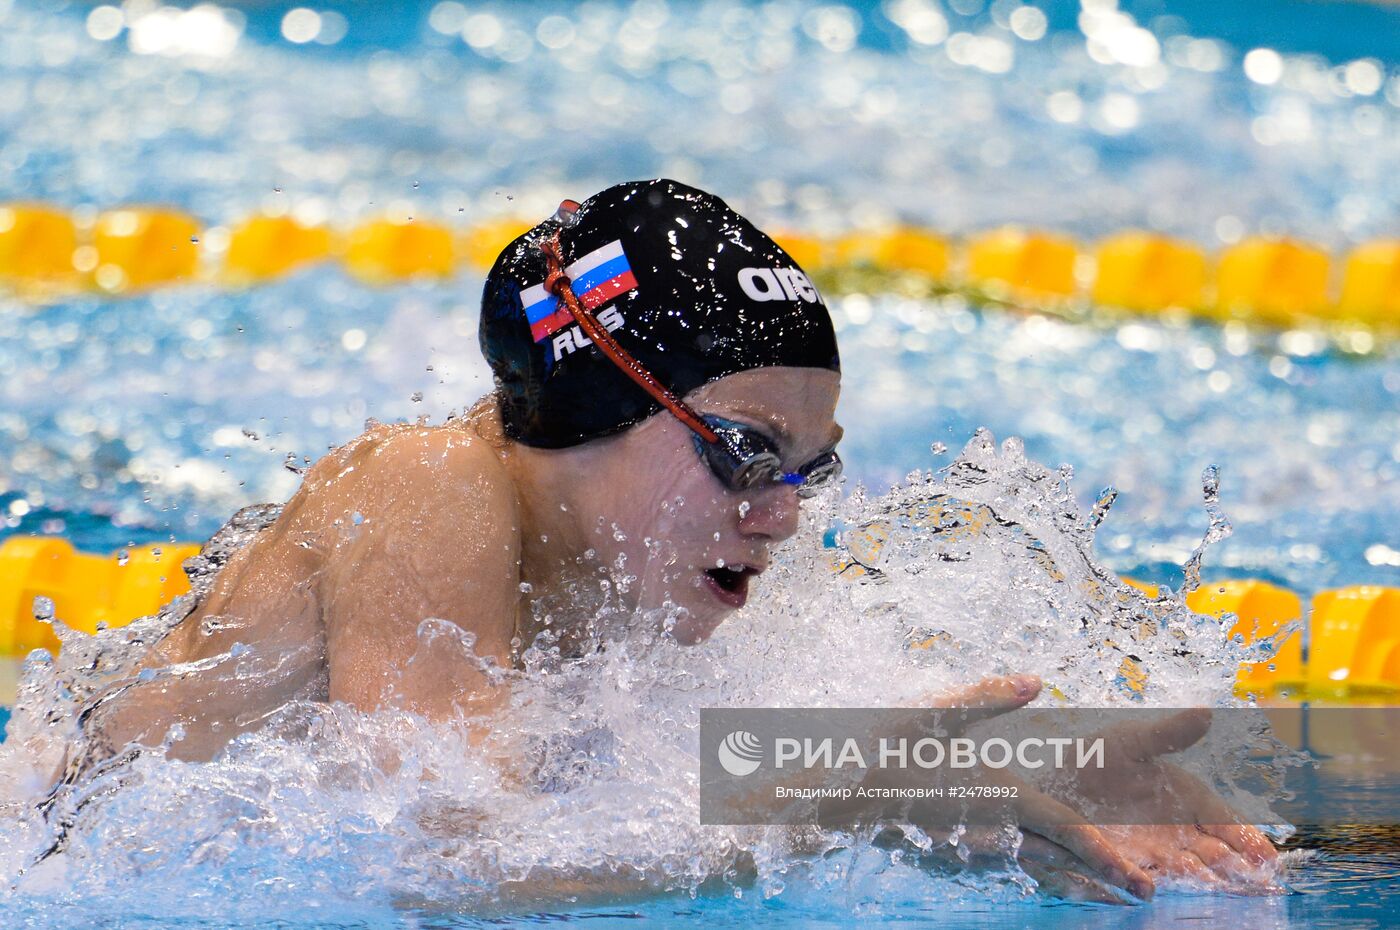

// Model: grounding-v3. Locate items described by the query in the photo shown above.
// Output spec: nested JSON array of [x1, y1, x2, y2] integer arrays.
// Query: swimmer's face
[[576, 366, 842, 644]]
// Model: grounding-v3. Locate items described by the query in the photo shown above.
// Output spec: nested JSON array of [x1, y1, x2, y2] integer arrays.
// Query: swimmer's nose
[[737, 484, 800, 542]]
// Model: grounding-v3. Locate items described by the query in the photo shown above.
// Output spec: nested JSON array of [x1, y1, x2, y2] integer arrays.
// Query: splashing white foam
[[0, 431, 1268, 920]]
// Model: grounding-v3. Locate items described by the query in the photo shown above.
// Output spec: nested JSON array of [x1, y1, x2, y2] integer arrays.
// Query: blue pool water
[[1, 0, 1399, 926]]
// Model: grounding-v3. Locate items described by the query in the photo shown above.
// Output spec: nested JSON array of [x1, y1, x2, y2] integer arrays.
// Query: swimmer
[[58, 179, 1276, 901]]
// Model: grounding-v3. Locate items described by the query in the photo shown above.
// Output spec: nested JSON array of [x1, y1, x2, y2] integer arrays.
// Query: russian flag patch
[[521, 240, 638, 343]]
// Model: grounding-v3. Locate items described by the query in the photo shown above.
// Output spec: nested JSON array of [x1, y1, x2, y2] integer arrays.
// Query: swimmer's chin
[[643, 568, 757, 644], [665, 577, 750, 645], [667, 613, 727, 646]]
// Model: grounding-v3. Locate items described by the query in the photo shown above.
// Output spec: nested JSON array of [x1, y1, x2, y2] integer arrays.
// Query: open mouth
[[701, 564, 761, 608]]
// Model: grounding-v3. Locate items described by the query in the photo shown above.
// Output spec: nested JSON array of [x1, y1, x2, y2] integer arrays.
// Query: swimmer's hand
[[1041, 709, 1280, 893], [897, 697, 1277, 900], [868, 675, 1158, 902]]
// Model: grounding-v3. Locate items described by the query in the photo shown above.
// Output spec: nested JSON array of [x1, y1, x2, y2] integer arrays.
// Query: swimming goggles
[[694, 415, 842, 497], [539, 222, 842, 498]]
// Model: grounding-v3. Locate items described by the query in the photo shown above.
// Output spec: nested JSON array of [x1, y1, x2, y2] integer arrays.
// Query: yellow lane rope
[[1, 204, 1397, 330], [0, 533, 1395, 701]]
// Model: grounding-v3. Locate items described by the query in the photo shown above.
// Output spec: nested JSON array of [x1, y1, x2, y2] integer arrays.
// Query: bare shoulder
[[166, 419, 520, 656], [133, 412, 524, 730], [298, 416, 525, 682], [294, 417, 526, 712], [284, 417, 520, 550]]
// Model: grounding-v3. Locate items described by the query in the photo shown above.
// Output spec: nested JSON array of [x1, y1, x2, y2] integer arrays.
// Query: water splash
[[0, 432, 1263, 920], [1181, 465, 1236, 599]]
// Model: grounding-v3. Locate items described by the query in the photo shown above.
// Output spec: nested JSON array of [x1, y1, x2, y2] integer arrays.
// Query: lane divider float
[[1122, 577, 1400, 701], [0, 533, 1395, 702], [1, 203, 1398, 329], [0, 535, 200, 655]]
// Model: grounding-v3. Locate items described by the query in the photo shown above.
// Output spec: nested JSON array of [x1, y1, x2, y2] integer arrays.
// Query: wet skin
[[78, 364, 1276, 899]]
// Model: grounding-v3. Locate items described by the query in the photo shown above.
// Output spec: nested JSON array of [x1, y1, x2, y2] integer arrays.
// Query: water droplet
[[930, 442, 947, 456], [31, 595, 54, 622], [1086, 486, 1118, 530], [519, 581, 533, 594], [1180, 465, 1234, 595], [242, 428, 260, 441], [410, 391, 424, 403], [116, 549, 130, 566], [351, 511, 364, 525], [738, 500, 751, 518]]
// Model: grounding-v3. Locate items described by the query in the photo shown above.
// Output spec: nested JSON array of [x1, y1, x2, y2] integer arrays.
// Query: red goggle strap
[[539, 232, 720, 445]]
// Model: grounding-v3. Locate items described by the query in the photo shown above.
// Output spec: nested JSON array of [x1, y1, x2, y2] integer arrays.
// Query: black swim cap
[[479, 179, 841, 448]]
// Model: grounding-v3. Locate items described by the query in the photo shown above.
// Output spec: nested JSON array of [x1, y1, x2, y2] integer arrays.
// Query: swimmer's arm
[[318, 428, 522, 727]]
